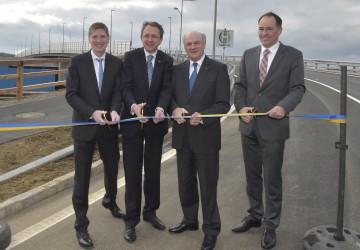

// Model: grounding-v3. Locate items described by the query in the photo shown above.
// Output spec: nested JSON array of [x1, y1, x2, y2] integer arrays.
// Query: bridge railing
[[1, 55, 359, 100], [0, 58, 70, 99], [16, 40, 131, 57]]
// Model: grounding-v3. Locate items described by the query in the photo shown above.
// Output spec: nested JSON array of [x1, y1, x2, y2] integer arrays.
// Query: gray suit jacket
[[171, 56, 230, 153], [234, 42, 306, 140]]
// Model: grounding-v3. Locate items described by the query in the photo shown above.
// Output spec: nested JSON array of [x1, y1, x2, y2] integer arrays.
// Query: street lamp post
[[174, 0, 196, 54], [212, 0, 218, 59], [130, 21, 133, 49], [168, 17, 172, 52], [31, 34, 33, 55], [82, 16, 87, 53], [38, 32, 41, 54], [110, 9, 115, 54], [48, 27, 51, 53], [62, 23, 66, 53]]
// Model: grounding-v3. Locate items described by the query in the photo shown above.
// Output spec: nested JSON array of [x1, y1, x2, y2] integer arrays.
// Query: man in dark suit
[[232, 12, 306, 249], [120, 21, 173, 243], [168, 31, 230, 250], [66, 22, 125, 249]]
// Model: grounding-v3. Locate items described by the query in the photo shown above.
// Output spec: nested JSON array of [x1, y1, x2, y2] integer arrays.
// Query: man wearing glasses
[[120, 21, 173, 243]]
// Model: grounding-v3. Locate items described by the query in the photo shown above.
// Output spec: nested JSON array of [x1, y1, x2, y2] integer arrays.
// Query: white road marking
[[8, 108, 234, 249], [305, 78, 360, 104]]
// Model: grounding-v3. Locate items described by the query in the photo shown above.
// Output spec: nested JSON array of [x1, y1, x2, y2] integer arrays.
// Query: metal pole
[[38, 32, 40, 54], [62, 23, 65, 53], [180, 0, 183, 54], [334, 65, 348, 241], [212, 0, 218, 59], [168, 17, 172, 52], [48, 27, 51, 53], [82, 17, 87, 53], [130, 21, 133, 49], [110, 9, 115, 54]]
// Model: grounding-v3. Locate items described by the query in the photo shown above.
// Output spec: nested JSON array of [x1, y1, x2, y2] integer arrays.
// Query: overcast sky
[[1, 0, 359, 61]]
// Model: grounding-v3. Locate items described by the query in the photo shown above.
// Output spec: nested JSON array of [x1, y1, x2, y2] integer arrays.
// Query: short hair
[[183, 32, 206, 44], [258, 12, 282, 28], [88, 22, 109, 37], [141, 21, 164, 38]]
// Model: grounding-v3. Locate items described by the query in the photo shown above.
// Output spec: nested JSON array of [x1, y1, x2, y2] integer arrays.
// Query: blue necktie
[[147, 55, 154, 87], [96, 58, 103, 92], [189, 62, 198, 92]]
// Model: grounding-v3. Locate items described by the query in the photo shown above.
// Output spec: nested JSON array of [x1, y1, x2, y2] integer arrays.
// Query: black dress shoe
[[168, 222, 199, 234], [261, 227, 276, 249], [76, 230, 93, 249], [201, 235, 217, 250], [102, 202, 125, 219], [232, 215, 261, 233], [124, 225, 136, 243], [144, 215, 166, 230]]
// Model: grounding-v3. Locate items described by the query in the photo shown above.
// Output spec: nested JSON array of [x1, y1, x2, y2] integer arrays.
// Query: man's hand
[[153, 107, 165, 124], [109, 111, 120, 125], [92, 110, 107, 125], [239, 107, 255, 124], [190, 112, 202, 126], [132, 102, 148, 123], [266, 105, 286, 119], [173, 107, 188, 124]]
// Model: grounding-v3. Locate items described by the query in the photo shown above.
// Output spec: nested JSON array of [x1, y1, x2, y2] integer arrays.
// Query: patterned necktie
[[189, 62, 198, 92], [96, 58, 103, 92], [259, 49, 270, 86], [147, 55, 154, 87]]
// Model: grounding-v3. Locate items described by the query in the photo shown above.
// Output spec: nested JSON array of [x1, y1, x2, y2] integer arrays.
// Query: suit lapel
[[84, 52, 101, 96], [190, 56, 210, 95], [179, 60, 191, 99], [266, 43, 285, 81], [151, 51, 163, 89]]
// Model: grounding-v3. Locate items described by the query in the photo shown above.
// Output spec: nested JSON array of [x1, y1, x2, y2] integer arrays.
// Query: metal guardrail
[[304, 59, 360, 74]]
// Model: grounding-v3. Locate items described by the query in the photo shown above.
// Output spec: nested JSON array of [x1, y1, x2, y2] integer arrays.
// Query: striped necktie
[[147, 55, 154, 87], [96, 58, 103, 92], [259, 49, 270, 86]]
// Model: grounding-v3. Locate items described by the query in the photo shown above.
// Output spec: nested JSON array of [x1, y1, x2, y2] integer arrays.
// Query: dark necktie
[[259, 49, 270, 86], [189, 62, 198, 92], [96, 58, 103, 92], [147, 55, 154, 87]]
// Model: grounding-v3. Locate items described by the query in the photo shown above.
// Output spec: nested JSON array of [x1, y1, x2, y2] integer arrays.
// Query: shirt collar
[[261, 41, 280, 55], [91, 50, 106, 60], [190, 54, 206, 67], [144, 48, 157, 60]]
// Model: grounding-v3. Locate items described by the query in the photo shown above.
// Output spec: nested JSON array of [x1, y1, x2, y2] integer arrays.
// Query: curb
[[0, 160, 104, 219], [0, 132, 172, 220]]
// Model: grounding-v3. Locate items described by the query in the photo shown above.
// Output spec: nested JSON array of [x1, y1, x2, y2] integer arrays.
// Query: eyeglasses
[[142, 34, 160, 40]]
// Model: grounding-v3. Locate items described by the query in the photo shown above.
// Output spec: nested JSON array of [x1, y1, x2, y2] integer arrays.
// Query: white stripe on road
[[305, 78, 360, 104], [8, 107, 235, 249], [8, 149, 176, 249]]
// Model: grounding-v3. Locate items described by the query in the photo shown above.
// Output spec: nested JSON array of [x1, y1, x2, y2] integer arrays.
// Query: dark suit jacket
[[234, 42, 306, 140], [65, 51, 122, 141], [171, 56, 230, 153], [120, 48, 173, 137]]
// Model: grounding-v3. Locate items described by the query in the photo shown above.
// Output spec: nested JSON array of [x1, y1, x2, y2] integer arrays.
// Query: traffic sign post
[[216, 29, 233, 61]]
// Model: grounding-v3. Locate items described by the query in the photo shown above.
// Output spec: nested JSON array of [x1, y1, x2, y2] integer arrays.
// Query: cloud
[[0, 0, 359, 61]]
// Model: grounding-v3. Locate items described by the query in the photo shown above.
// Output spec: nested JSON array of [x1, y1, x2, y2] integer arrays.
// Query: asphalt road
[[2, 70, 360, 249]]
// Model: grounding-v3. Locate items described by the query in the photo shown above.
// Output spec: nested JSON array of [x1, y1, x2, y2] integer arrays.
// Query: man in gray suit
[[232, 12, 306, 249], [168, 31, 230, 250]]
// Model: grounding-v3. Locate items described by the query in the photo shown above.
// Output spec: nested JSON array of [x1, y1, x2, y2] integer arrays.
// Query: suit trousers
[[122, 126, 164, 227], [176, 131, 221, 236], [72, 129, 120, 232], [241, 120, 285, 228]]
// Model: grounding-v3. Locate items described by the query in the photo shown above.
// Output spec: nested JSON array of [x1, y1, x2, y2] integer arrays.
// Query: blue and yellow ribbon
[[0, 113, 347, 132]]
